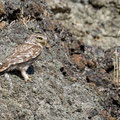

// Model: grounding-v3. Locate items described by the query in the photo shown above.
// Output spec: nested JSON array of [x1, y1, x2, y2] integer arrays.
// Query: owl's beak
[[39, 40, 50, 48], [40, 40, 47, 46], [37, 34, 50, 47]]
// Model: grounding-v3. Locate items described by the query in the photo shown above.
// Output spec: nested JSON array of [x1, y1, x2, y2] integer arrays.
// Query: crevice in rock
[[51, 7, 71, 14]]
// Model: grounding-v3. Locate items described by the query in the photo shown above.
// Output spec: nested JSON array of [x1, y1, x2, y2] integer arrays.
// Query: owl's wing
[[7, 44, 42, 63], [0, 44, 42, 72]]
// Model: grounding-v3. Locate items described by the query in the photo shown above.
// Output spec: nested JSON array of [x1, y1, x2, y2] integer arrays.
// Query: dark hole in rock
[[62, 71, 67, 76], [112, 99, 120, 107], [71, 48, 74, 52], [61, 37, 65, 41], [42, 28, 47, 32], [106, 65, 114, 73], [80, 45, 85, 52], [86, 76, 90, 83], [73, 108, 82, 113], [91, 5, 103, 9], [18, 114, 26, 120], [9, 70, 22, 79], [87, 63, 93, 68], [73, 52, 81, 55], [7, 9, 20, 22], [36, 17, 43, 21], [86, 76, 105, 86], [88, 116, 91, 119], [60, 67, 64, 72], [60, 67, 67, 76], [0, 13, 5, 19], [35, 12, 40, 16], [88, 1, 103, 9], [55, 28, 61, 33], [45, 98, 51, 105], [67, 100, 72, 105], [26, 65, 34, 75], [51, 7, 71, 14], [54, 27, 58, 32], [75, 109, 81, 112]]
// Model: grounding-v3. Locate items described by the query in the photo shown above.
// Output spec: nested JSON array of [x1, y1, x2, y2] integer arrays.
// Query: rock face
[[0, 0, 120, 120], [45, 0, 120, 50], [0, 0, 5, 17], [0, 0, 105, 120]]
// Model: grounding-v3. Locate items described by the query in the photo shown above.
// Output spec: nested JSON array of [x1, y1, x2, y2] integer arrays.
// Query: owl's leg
[[19, 65, 32, 81], [21, 70, 29, 81], [20, 65, 31, 81]]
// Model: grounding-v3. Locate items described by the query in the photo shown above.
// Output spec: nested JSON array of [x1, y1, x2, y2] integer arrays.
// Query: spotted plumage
[[0, 33, 47, 81]]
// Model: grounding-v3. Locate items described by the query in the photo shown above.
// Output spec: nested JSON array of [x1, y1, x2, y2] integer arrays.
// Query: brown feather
[[0, 44, 42, 72], [0, 62, 10, 72]]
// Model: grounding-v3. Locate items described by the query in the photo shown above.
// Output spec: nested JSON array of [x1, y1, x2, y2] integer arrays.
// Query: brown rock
[[101, 110, 117, 120], [99, 68, 106, 73], [87, 60, 95, 68], [0, 0, 6, 17], [0, 21, 7, 29], [70, 40, 84, 54], [71, 54, 87, 70]]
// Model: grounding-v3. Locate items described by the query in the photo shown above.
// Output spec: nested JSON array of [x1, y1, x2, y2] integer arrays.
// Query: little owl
[[0, 33, 47, 81]]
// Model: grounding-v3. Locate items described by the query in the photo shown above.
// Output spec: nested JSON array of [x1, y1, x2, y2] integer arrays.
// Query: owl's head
[[27, 33, 48, 47], [35, 33, 48, 46]]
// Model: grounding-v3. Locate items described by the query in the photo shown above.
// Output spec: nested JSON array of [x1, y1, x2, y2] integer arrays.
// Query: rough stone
[[0, 0, 5, 17], [71, 54, 87, 70]]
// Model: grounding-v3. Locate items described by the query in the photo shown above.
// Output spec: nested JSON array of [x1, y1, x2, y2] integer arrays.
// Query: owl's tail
[[0, 63, 9, 72]]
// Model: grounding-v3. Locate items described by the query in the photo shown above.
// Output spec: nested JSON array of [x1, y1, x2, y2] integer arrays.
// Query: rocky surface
[[45, 0, 120, 50], [0, 0, 120, 120]]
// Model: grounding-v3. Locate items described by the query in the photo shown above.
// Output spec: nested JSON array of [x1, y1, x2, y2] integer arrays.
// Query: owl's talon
[[25, 76, 32, 82], [21, 70, 29, 82]]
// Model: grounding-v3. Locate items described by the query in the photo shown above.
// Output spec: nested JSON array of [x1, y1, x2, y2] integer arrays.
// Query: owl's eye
[[37, 37, 43, 40]]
